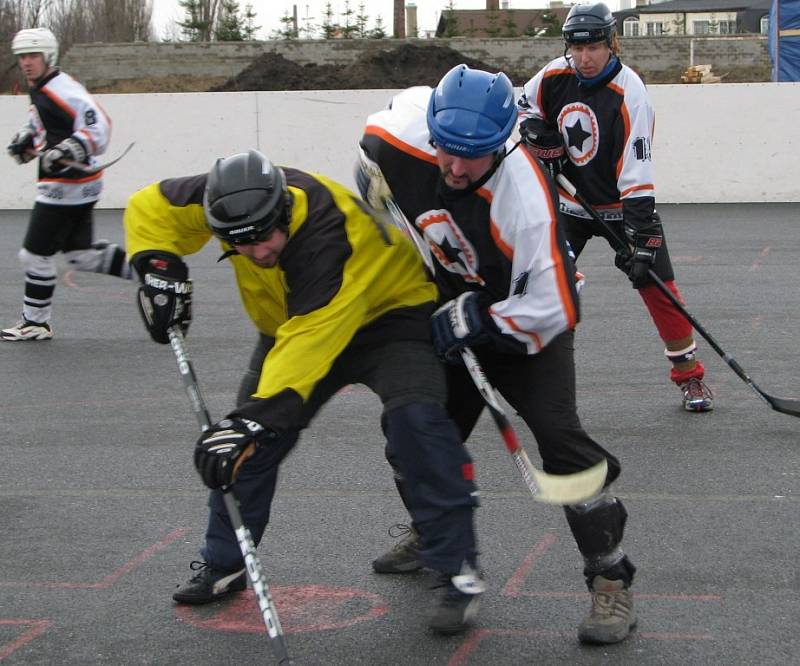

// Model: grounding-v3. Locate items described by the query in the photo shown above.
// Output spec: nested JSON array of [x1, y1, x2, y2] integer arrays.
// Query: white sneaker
[[0, 319, 54, 341]]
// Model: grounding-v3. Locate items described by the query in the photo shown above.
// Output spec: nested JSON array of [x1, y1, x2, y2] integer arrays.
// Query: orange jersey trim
[[364, 125, 437, 165], [41, 87, 77, 120], [40, 171, 103, 185]]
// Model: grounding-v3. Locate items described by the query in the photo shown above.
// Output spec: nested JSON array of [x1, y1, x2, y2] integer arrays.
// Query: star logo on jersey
[[416, 209, 484, 285], [557, 103, 599, 166], [566, 119, 592, 151]]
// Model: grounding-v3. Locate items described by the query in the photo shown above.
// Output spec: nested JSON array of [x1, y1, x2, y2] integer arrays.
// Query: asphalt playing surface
[[1, 204, 798, 665]]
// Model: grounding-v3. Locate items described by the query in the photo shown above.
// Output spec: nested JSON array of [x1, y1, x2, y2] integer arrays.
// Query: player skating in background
[[518, 2, 713, 412], [3, 28, 131, 342]]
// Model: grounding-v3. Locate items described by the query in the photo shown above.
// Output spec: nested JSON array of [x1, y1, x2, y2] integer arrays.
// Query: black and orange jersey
[[25, 69, 111, 205], [124, 167, 436, 432], [518, 56, 656, 228], [361, 86, 579, 357]]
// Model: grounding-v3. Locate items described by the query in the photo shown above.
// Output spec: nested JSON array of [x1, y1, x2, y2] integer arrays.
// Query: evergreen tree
[[273, 10, 298, 40], [355, 2, 370, 39], [540, 10, 562, 37], [442, 0, 460, 38], [216, 0, 245, 41], [242, 3, 260, 39], [369, 15, 387, 39], [321, 2, 338, 39], [341, 0, 358, 39], [177, 0, 210, 41]]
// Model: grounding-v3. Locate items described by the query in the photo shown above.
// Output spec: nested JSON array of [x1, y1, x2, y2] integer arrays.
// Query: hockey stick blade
[[462, 347, 607, 504], [556, 174, 800, 420], [167, 328, 293, 665], [59, 141, 135, 175]]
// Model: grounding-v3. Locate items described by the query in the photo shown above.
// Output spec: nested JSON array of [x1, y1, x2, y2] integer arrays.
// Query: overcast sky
[[151, 1, 623, 40]]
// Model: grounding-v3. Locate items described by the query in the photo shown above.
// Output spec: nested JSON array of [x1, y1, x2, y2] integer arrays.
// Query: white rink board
[[1, 83, 798, 209]]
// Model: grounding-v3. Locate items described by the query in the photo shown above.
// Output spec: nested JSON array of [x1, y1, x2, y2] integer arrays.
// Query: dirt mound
[[212, 43, 523, 92]]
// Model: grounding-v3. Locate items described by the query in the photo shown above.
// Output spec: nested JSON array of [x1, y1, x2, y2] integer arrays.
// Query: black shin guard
[[564, 495, 636, 587]]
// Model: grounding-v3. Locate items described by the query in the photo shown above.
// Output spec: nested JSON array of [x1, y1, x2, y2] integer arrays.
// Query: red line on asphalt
[[500, 532, 557, 597], [0, 528, 188, 589], [0, 620, 51, 660], [176, 584, 389, 634]]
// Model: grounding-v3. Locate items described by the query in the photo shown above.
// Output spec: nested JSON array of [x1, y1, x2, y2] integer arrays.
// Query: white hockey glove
[[355, 144, 393, 210], [7, 127, 36, 164], [41, 137, 87, 174]]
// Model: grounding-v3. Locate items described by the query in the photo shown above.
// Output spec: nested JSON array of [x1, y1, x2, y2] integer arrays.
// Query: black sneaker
[[372, 524, 423, 574], [172, 560, 246, 604], [428, 568, 485, 635]]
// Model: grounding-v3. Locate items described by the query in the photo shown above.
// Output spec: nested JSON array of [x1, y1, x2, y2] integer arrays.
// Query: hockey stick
[[461, 347, 608, 503], [556, 173, 800, 419], [28, 141, 135, 175], [382, 197, 608, 504], [167, 327, 293, 665]]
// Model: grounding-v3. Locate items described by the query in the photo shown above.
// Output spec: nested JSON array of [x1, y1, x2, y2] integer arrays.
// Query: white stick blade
[[528, 458, 608, 505]]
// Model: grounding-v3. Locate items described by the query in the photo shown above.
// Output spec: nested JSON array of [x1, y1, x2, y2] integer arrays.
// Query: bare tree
[[47, 0, 152, 54]]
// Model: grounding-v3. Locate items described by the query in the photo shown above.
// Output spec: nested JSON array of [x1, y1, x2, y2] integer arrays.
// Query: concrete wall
[[60, 35, 771, 88], [1, 83, 798, 210]]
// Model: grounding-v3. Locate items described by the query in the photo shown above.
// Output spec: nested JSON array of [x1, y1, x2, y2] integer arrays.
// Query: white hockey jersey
[[25, 69, 111, 205], [361, 86, 580, 356], [518, 56, 656, 227]]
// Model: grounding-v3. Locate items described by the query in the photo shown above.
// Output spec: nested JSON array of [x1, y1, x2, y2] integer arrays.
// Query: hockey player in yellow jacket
[[124, 149, 484, 634]]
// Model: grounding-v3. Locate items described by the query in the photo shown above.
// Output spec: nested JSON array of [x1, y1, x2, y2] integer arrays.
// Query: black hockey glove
[[431, 292, 491, 364], [132, 251, 192, 344], [41, 137, 87, 174], [7, 127, 36, 164], [194, 416, 277, 489], [519, 117, 566, 180], [615, 213, 663, 288]]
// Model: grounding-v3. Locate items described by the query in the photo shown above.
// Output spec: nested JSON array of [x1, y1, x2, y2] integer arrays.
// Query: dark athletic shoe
[[172, 560, 246, 604], [428, 569, 485, 635], [372, 524, 423, 574]]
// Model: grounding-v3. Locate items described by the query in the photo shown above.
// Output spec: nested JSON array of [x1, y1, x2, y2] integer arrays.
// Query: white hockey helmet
[[12, 28, 59, 67]]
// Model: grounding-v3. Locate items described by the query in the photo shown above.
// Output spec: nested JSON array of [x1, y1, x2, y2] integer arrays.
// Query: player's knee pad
[[19, 248, 56, 278], [565, 494, 628, 571], [63, 247, 102, 272]]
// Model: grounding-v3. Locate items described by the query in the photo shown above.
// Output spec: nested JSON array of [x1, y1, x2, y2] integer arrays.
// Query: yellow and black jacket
[[124, 167, 436, 432]]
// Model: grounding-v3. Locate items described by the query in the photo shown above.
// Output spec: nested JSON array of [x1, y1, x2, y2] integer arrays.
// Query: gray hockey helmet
[[204, 150, 289, 244], [562, 3, 616, 46]]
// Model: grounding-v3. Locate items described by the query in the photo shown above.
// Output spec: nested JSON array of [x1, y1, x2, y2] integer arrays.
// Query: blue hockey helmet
[[426, 64, 517, 159]]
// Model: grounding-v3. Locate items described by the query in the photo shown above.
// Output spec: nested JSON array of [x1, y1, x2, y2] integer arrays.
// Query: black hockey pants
[[201, 333, 479, 575]]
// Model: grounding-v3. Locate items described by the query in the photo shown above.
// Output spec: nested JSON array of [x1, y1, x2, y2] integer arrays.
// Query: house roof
[[613, 0, 772, 32], [626, 0, 771, 13], [435, 8, 570, 38]]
